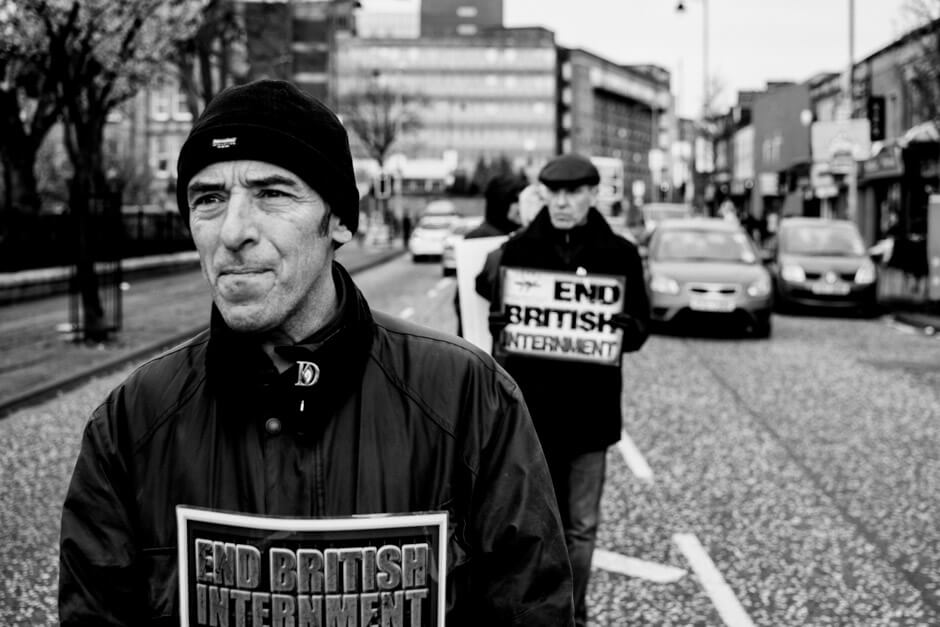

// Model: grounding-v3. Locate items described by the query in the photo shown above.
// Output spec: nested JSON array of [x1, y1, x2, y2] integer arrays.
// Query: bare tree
[[10, 0, 204, 341], [338, 73, 424, 170], [173, 0, 246, 118], [0, 0, 62, 216]]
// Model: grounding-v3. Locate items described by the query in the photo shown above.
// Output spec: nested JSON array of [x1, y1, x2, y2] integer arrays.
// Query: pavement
[[0, 241, 406, 418]]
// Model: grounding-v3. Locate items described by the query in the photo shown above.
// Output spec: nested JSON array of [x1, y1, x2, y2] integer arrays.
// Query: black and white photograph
[[1, 0, 939, 625]]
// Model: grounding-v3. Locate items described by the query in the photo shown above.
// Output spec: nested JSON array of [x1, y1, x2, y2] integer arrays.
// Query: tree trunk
[[0, 148, 42, 215], [65, 115, 111, 343]]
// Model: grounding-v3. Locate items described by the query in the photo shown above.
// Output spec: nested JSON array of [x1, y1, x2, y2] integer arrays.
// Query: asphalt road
[[1, 254, 938, 625]]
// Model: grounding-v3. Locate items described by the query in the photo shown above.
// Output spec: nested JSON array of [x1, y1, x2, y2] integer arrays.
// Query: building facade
[[420, 0, 503, 37], [556, 48, 672, 208], [335, 27, 558, 175]]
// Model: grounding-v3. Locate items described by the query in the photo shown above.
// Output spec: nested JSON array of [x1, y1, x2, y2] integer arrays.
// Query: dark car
[[646, 218, 774, 337], [769, 217, 878, 313]]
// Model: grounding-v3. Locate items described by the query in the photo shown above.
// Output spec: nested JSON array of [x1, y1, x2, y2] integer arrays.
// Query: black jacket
[[59, 263, 574, 626], [477, 208, 649, 457]]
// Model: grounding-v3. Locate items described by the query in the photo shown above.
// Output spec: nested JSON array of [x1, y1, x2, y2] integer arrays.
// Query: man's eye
[[258, 189, 290, 199], [190, 194, 224, 209]]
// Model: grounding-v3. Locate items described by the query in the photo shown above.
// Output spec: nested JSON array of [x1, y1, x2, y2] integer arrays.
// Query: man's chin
[[216, 302, 275, 333]]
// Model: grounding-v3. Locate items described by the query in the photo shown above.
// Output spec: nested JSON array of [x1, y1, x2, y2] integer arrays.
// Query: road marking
[[426, 278, 454, 299], [618, 428, 654, 483], [399, 307, 415, 319], [885, 319, 918, 335], [592, 548, 686, 583], [673, 533, 755, 627]]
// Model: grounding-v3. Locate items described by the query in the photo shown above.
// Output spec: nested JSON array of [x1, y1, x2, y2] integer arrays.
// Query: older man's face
[[187, 160, 350, 338], [544, 184, 596, 230]]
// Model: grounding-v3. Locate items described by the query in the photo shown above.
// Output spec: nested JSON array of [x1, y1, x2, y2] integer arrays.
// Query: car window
[[651, 229, 758, 263], [779, 223, 865, 256], [416, 216, 456, 230]]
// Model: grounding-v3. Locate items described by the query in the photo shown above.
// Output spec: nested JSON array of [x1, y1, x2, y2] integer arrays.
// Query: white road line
[[592, 548, 686, 584], [618, 428, 654, 483], [673, 533, 755, 627], [399, 307, 415, 319], [426, 288, 438, 298], [435, 278, 453, 290], [885, 319, 918, 335]]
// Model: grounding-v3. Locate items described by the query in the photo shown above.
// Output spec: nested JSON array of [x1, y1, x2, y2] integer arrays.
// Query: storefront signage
[[498, 267, 625, 365], [177, 507, 447, 627], [758, 172, 780, 196], [811, 119, 872, 163], [860, 144, 904, 180]]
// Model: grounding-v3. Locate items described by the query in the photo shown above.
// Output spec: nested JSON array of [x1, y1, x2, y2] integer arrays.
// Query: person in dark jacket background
[[477, 153, 650, 627], [454, 173, 527, 337], [58, 79, 574, 626]]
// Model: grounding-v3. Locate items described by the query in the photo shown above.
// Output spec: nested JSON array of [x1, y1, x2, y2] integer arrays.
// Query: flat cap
[[538, 153, 600, 190]]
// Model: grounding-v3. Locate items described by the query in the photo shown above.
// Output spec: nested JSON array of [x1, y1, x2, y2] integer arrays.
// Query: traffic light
[[373, 173, 392, 199]]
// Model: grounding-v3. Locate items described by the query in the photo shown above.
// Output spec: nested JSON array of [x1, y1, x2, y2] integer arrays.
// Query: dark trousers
[[547, 448, 607, 627]]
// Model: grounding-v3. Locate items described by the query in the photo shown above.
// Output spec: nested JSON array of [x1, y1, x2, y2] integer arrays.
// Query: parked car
[[627, 202, 694, 243], [408, 214, 461, 262], [441, 216, 485, 276], [768, 217, 877, 313], [646, 218, 774, 337], [421, 199, 459, 218]]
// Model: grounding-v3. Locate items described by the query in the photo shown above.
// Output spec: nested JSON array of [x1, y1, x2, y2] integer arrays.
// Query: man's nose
[[219, 191, 259, 250]]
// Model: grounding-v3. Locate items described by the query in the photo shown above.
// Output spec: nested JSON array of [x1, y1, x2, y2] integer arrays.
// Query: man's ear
[[331, 217, 353, 245]]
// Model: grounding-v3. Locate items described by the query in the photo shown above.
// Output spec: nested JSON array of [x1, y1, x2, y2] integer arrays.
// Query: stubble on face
[[188, 160, 340, 340]]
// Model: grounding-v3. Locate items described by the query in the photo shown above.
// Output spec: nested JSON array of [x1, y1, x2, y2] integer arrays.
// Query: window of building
[[456, 24, 477, 36], [151, 91, 170, 122], [172, 91, 192, 122], [456, 6, 478, 17]]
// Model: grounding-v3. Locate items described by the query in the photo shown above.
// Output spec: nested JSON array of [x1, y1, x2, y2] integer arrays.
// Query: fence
[[0, 208, 192, 273]]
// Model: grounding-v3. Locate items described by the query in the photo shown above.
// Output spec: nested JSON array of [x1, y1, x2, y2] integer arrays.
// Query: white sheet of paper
[[455, 235, 507, 352]]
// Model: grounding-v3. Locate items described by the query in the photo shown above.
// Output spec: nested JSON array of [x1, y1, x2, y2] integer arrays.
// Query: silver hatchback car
[[646, 218, 774, 337]]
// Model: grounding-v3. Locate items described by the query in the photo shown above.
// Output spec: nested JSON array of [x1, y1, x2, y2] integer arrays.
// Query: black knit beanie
[[176, 79, 360, 234]]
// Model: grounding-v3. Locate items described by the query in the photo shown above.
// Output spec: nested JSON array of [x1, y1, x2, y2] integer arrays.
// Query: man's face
[[187, 160, 350, 337], [544, 184, 596, 230]]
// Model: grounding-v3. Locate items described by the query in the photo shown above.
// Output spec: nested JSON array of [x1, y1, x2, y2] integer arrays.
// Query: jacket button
[[265, 418, 282, 435]]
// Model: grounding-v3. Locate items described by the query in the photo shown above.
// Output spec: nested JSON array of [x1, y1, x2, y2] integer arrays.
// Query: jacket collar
[[206, 262, 374, 425]]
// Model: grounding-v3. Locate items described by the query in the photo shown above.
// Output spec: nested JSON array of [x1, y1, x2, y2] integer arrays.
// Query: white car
[[408, 214, 461, 261], [441, 216, 485, 276]]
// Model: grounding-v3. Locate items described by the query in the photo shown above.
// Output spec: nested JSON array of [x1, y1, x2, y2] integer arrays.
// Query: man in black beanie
[[60, 80, 574, 626], [477, 152, 650, 627]]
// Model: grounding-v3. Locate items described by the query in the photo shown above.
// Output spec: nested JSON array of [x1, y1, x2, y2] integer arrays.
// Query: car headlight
[[650, 274, 680, 295], [746, 276, 772, 297], [780, 263, 805, 283], [855, 261, 876, 284]]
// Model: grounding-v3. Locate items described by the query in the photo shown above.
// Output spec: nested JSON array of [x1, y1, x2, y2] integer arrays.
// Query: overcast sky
[[503, 0, 916, 117], [360, 1, 921, 118]]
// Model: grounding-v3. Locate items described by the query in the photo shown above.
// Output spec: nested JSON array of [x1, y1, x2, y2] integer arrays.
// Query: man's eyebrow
[[187, 181, 225, 197], [244, 174, 302, 189]]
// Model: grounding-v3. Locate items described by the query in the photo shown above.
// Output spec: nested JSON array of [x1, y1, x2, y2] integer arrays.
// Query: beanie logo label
[[212, 137, 237, 149]]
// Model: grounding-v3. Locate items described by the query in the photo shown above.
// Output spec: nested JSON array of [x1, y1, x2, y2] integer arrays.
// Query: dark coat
[[59, 263, 574, 626], [477, 208, 649, 457]]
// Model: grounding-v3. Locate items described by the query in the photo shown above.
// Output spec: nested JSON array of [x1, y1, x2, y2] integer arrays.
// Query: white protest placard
[[497, 267, 625, 366], [455, 235, 507, 352], [177, 507, 447, 627]]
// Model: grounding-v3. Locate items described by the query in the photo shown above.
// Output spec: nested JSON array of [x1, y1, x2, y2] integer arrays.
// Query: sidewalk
[[0, 241, 405, 417]]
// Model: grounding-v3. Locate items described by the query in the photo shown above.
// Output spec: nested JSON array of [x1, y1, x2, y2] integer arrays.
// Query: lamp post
[[845, 0, 858, 222], [677, 0, 710, 211], [676, 0, 709, 121]]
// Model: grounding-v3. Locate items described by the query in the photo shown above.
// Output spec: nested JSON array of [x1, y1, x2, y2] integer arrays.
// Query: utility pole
[[846, 0, 858, 222]]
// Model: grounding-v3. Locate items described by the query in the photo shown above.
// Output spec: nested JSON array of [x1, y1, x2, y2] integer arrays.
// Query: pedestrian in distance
[[58, 79, 574, 626], [454, 173, 527, 337], [476, 153, 650, 627]]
